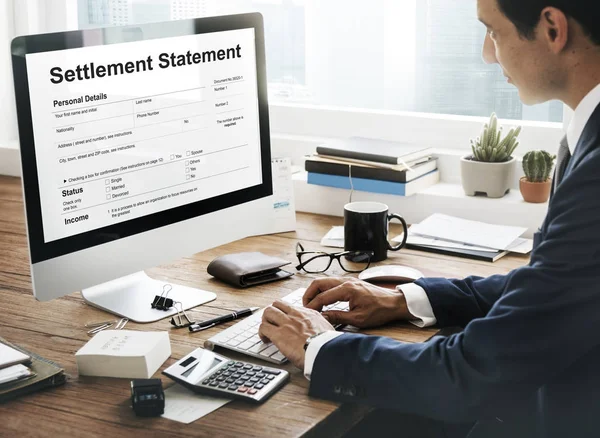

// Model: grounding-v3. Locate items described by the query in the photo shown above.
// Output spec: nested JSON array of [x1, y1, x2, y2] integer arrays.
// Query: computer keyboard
[[204, 288, 349, 364]]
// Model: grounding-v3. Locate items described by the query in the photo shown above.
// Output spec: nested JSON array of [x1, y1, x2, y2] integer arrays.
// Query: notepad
[[0, 342, 31, 369]]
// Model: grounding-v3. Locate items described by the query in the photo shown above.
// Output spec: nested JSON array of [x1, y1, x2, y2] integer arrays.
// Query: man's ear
[[540, 7, 569, 53]]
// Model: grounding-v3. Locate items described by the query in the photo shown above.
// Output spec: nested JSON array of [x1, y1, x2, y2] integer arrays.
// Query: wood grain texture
[[0, 176, 529, 437]]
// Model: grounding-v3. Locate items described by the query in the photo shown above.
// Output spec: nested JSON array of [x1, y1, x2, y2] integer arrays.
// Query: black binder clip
[[151, 284, 174, 311], [169, 302, 195, 328]]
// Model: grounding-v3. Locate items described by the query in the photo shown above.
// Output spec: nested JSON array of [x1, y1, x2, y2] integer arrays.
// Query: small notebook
[[0, 337, 66, 403]]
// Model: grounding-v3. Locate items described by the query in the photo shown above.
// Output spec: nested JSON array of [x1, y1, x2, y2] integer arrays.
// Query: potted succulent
[[461, 113, 522, 198], [520, 150, 556, 203]]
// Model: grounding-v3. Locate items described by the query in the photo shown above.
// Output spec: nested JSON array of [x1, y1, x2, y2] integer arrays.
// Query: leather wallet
[[207, 252, 294, 288]]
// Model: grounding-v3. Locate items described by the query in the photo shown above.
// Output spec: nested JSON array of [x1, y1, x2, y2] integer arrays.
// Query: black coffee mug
[[344, 202, 408, 262]]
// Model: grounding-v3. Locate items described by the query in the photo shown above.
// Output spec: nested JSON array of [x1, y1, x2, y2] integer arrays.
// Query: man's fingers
[[305, 283, 352, 311], [322, 310, 354, 326], [271, 299, 294, 315], [303, 277, 347, 306], [262, 305, 287, 326], [258, 320, 277, 343]]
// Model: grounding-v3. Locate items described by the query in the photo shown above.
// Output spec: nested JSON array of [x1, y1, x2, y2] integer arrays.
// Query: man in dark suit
[[259, 0, 600, 436]]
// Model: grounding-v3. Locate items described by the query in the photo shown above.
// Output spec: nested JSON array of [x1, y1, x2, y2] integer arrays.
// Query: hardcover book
[[316, 137, 433, 165]]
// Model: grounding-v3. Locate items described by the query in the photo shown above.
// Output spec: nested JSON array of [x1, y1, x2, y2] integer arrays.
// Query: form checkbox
[[105, 187, 110, 193], [105, 179, 110, 185], [185, 160, 189, 166], [170, 154, 175, 160], [106, 194, 111, 200], [185, 168, 190, 173], [186, 175, 190, 180], [186, 151, 190, 156]]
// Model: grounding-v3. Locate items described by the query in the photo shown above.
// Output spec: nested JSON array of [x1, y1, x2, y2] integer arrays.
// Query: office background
[[0, 0, 568, 233]]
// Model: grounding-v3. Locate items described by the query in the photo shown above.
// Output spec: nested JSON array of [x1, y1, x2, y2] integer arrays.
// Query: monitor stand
[[81, 271, 216, 323]]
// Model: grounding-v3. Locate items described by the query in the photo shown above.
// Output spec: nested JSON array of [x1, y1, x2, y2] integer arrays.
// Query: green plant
[[522, 150, 556, 183], [470, 113, 522, 162]]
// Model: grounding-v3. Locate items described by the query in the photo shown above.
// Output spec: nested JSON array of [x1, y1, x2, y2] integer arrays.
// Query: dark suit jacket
[[310, 104, 600, 438]]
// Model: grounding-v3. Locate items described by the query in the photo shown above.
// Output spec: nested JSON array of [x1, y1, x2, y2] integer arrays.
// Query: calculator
[[162, 348, 289, 403]]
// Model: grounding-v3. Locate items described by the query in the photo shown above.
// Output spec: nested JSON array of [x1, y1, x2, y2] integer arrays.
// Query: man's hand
[[258, 300, 335, 370], [303, 278, 413, 328]]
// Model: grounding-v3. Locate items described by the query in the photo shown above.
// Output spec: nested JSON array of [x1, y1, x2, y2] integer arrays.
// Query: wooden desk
[[0, 175, 529, 437]]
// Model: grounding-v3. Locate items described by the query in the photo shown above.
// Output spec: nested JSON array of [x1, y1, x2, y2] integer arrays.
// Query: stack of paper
[[392, 214, 533, 262]]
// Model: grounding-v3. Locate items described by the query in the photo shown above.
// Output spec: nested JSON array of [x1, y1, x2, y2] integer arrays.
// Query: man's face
[[478, 0, 557, 105]]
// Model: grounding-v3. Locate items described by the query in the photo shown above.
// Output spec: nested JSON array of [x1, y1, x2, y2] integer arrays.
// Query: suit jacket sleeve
[[309, 149, 600, 422]]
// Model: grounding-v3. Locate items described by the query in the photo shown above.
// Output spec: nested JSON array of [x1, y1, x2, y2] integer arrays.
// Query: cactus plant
[[470, 113, 522, 162], [522, 150, 556, 183]]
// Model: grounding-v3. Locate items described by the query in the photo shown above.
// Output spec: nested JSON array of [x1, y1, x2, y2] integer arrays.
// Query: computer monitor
[[11, 13, 273, 322]]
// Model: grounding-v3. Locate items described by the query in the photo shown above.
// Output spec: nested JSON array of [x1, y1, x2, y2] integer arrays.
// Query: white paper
[[253, 157, 297, 235], [162, 384, 231, 424], [408, 214, 527, 251], [0, 364, 32, 385], [394, 233, 497, 252], [505, 237, 534, 254], [320, 226, 345, 248]]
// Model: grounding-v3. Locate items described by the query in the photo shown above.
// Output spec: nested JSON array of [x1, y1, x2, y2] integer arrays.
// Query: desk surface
[[0, 175, 529, 437]]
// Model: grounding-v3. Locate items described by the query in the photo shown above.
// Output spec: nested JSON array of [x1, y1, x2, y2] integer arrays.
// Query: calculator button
[[260, 379, 270, 385], [263, 368, 282, 375], [256, 373, 266, 378], [219, 383, 228, 389], [237, 387, 249, 393], [243, 365, 252, 370], [266, 375, 275, 380], [246, 371, 256, 376], [235, 380, 245, 385], [240, 375, 249, 381], [227, 385, 238, 391], [226, 378, 235, 383], [255, 383, 264, 390], [250, 378, 259, 383], [209, 381, 219, 387], [202, 379, 210, 384], [232, 373, 241, 378], [223, 371, 232, 377], [252, 366, 262, 371], [234, 362, 244, 367], [248, 389, 258, 395], [217, 376, 226, 381]]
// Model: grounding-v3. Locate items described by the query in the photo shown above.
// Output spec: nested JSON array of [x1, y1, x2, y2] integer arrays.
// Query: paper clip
[[115, 318, 129, 330], [86, 321, 113, 335], [151, 284, 174, 311], [169, 302, 195, 329]]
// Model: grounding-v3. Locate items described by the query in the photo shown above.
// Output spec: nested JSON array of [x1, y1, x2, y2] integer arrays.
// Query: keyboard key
[[234, 335, 249, 343], [259, 345, 280, 357], [226, 339, 241, 347], [248, 342, 272, 354], [238, 340, 257, 351], [271, 352, 286, 362], [249, 335, 261, 344]]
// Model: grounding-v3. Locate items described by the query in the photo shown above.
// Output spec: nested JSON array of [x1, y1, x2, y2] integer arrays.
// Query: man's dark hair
[[497, 0, 600, 45]]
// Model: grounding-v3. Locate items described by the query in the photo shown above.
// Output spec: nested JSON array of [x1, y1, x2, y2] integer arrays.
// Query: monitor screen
[[12, 15, 272, 264], [25, 28, 262, 243]]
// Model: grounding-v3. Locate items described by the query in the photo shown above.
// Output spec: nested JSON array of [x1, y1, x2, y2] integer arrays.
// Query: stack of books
[[305, 137, 439, 196]]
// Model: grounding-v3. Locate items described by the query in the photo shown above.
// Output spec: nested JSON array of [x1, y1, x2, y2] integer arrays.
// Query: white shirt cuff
[[397, 283, 437, 328], [303, 331, 344, 380]]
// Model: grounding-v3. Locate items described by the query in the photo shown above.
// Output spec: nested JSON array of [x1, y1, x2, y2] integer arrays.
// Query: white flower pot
[[460, 156, 516, 198]]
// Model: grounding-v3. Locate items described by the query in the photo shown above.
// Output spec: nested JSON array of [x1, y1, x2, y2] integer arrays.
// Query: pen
[[189, 307, 261, 333]]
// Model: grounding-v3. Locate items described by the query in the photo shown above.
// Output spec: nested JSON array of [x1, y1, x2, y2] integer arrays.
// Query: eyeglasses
[[295, 242, 373, 274]]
